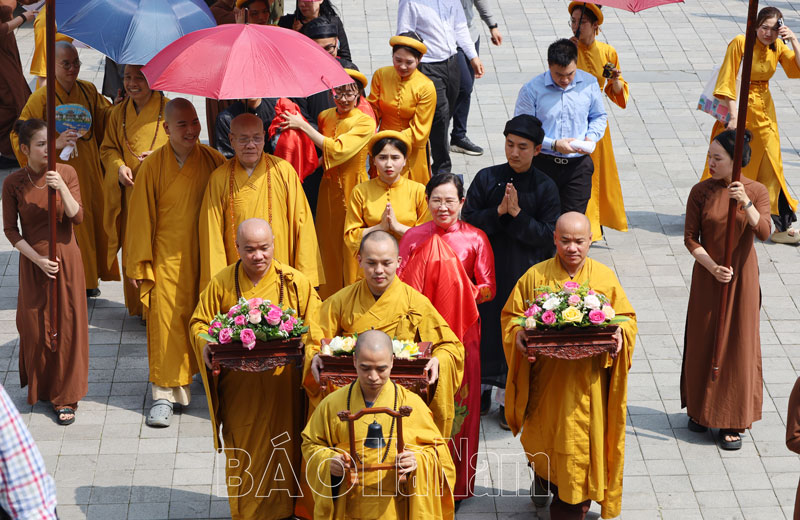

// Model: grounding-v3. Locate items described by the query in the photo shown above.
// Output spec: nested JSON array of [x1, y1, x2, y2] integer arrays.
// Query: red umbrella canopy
[[587, 0, 684, 13], [141, 24, 354, 99]]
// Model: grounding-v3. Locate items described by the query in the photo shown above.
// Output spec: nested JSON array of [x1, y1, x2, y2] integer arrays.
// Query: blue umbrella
[[55, 0, 216, 65]]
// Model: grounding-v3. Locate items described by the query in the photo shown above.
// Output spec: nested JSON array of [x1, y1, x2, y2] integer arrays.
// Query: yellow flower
[[561, 306, 584, 323]]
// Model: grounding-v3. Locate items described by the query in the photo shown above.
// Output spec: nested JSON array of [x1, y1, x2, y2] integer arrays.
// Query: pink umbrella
[[588, 0, 684, 12], [141, 24, 353, 99]]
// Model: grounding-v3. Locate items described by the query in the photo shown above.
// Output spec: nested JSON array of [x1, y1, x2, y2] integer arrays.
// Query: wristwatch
[[488, 23, 498, 30], [743, 200, 753, 209]]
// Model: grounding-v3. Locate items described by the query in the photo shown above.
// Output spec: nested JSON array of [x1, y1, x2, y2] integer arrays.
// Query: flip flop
[[770, 230, 800, 244], [718, 429, 742, 451], [54, 406, 76, 426], [146, 399, 173, 428]]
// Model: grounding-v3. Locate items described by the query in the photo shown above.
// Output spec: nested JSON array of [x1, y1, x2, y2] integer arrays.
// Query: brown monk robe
[[681, 131, 771, 446], [786, 378, 800, 520], [2, 120, 88, 424], [0, 5, 33, 165]]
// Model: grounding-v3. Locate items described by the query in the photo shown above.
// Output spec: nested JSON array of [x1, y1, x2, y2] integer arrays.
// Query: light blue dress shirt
[[514, 69, 608, 158]]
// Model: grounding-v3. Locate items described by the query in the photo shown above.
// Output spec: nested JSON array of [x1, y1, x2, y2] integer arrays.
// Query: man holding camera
[[514, 39, 607, 215]]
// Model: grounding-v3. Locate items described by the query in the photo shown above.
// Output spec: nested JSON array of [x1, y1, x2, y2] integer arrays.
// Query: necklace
[[122, 92, 165, 161], [25, 166, 47, 190], [346, 381, 398, 464]]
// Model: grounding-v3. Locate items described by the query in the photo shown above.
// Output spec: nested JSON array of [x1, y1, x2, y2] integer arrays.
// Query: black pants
[[535, 475, 591, 520], [451, 38, 480, 141], [419, 55, 460, 175], [532, 154, 594, 214]]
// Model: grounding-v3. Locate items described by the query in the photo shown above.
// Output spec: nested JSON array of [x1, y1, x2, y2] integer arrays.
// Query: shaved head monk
[[11, 41, 119, 297], [199, 113, 323, 290], [190, 218, 324, 520], [305, 229, 465, 440], [302, 328, 457, 518], [125, 98, 225, 427], [501, 211, 638, 518], [100, 65, 169, 317]]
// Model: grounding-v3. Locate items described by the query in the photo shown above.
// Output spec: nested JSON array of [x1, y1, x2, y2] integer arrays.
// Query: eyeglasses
[[429, 198, 461, 208], [333, 92, 357, 101], [58, 59, 82, 70], [234, 136, 265, 145]]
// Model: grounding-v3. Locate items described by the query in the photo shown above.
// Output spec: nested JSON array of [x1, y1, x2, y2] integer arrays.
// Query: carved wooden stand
[[319, 341, 435, 403], [525, 326, 619, 361], [207, 337, 304, 376], [337, 406, 413, 486]]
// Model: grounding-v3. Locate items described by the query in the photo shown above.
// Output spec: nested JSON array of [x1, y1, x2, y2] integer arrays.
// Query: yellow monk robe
[[576, 40, 629, 241], [302, 380, 456, 520], [126, 143, 224, 388], [190, 260, 324, 520], [501, 257, 637, 518], [11, 79, 119, 290], [100, 93, 169, 316], [367, 67, 436, 184], [316, 107, 376, 299], [342, 176, 430, 285], [702, 35, 800, 217], [199, 153, 323, 290], [304, 277, 463, 438], [30, 5, 72, 87]]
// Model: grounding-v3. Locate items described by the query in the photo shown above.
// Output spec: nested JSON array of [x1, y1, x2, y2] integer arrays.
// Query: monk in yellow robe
[[306, 230, 463, 439], [501, 212, 637, 519], [190, 218, 324, 520], [11, 41, 119, 295], [342, 131, 430, 285], [100, 65, 169, 317], [280, 69, 376, 299], [126, 98, 224, 426], [302, 330, 455, 520], [199, 113, 323, 290], [29, 4, 73, 89]]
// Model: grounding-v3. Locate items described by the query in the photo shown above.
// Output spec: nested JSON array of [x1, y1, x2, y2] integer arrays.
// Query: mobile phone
[[602, 62, 614, 79], [778, 18, 786, 43]]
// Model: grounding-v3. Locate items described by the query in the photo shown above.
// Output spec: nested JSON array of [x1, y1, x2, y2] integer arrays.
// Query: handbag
[[697, 63, 740, 124]]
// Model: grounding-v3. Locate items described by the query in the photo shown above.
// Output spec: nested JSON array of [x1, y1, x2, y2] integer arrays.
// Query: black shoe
[[530, 477, 552, 508], [498, 406, 510, 431], [0, 155, 19, 169], [687, 418, 707, 433], [480, 389, 492, 416], [450, 136, 484, 156], [86, 288, 101, 298]]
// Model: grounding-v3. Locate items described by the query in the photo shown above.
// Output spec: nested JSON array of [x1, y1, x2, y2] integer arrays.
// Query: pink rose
[[287, 316, 298, 327], [538, 293, 549, 300], [588, 309, 607, 325], [266, 308, 283, 326], [524, 306, 535, 317], [218, 328, 233, 344], [209, 321, 223, 334], [227, 304, 240, 318], [279, 320, 294, 333], [587, 290, 596, 295], [541, 310, 556, 325], [248, 309, 262, 325], [567, 294, 581, 306], [234, 315, 246, 326], [248, 298, 263, 308], [563, 281, 580, 293], [239, 328, 256, 350]]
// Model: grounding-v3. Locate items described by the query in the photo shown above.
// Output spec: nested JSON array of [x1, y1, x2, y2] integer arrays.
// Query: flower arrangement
[[516, 281, 629, 330], [199, 297, 308, 350], [321, 336, 422, 360]]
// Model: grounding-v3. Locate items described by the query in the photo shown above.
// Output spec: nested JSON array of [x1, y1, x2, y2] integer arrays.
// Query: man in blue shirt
[[514, 39, 607, 214]]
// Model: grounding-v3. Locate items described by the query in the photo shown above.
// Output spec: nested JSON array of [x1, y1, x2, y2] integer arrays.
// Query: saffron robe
[[702, 35, 800, 224], [29, 5, 72, 84], [126, 143, 224, 388], [316, 107, 375, 299], [305, 277, 464, 439], [342, 176, 430, 285], [502, 257, 637, 518], [190, 260, 324, 520], [576, 39, 629, 240], [367, 67, 436, 184], [100, 93, 169, 316], [198, 153, 323, 289], [11, 79, 119, 290], [302, 380, 456, 520]]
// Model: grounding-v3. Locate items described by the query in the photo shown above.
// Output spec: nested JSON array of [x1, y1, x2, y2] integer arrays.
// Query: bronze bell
[[364, 420, 386, 449]]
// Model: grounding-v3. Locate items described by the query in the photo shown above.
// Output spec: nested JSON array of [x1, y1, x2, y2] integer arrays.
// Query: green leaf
[[608, 316, 631, 324], [199, 333, 216, 343]]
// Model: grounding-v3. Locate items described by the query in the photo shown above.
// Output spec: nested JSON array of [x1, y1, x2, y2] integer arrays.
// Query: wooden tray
[[207, 336, 304, 376], [319, 340, 435, 403], [525, 326, 618, 361]]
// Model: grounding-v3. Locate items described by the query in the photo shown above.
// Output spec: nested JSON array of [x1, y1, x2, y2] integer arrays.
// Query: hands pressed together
[[497, 183, 521, 217]]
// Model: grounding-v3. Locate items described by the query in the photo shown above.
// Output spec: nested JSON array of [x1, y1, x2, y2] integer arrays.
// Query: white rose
[[525, 317, 537, 330], [542, 297, 561, 311], [583, 294, 601, 310]]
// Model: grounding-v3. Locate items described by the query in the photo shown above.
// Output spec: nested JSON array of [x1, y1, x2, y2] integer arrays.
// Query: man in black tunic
[[462, 114, 560, 429]]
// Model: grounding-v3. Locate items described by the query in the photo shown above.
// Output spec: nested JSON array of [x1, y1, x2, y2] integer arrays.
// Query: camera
[[602, 62, 614, 79]]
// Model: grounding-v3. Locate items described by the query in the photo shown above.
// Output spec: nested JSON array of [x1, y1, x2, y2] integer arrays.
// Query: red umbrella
[[141, 23, 353, 99], [587, 0, 684, 12]]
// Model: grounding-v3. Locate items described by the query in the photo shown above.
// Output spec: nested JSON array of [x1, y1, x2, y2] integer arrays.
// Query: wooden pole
[[711, 0, 759, 382], [45, 0, 58, 351]]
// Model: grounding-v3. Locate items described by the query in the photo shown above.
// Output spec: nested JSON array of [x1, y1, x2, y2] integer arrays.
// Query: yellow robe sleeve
[[30, 5, 72, 78], [602, 46, 629, 109], [123, 153, 159, 307], [366, 70, 383, 125], [198, 164, 230, 290], [321, 112, 376, 170], [342, 182, 369, 259], [278, 159, 324, 287], [10, 89, 45, 165], [714, 35, 744, 101], [778, 39, 800, 78], [402, 73, 436, 148], [99, 107, 127, 264], [302, 286, 346, 404]]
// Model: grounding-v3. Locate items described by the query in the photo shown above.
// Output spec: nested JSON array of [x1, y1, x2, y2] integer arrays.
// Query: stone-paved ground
[[1, 0, 800, 518]]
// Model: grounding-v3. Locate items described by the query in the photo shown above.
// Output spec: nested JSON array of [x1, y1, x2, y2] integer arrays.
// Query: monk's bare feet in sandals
[[771, 228, 800, 244], [54, 404, 76, 426], [719, 429, 742, 450]]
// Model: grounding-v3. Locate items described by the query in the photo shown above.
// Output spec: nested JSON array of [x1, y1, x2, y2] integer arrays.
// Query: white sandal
[[146, 399, 173, 428]]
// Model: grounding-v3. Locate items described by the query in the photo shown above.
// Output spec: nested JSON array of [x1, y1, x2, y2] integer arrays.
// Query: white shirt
[[397, 0, 478, 63]]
